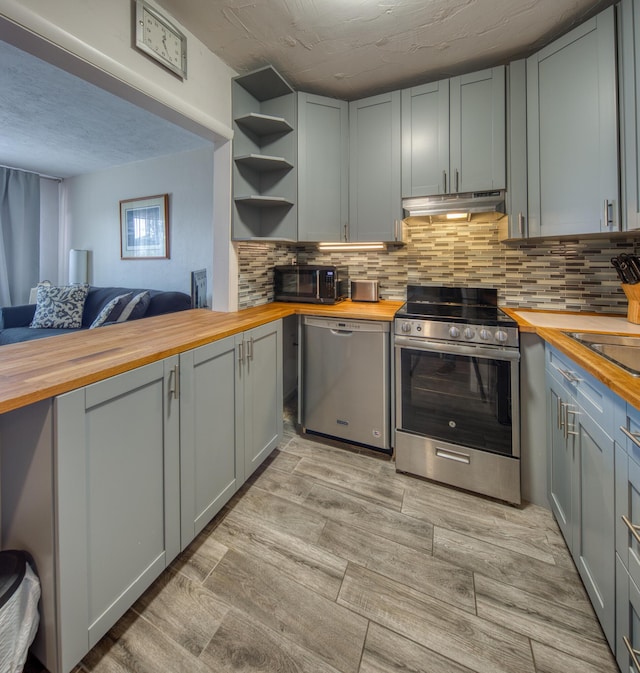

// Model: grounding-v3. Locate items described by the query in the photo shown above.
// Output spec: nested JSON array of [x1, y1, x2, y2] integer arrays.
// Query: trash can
[[0, 550, 41, 673]]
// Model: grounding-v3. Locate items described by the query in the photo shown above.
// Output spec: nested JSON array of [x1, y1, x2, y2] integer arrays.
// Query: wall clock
[[135, 0, 187, 79]]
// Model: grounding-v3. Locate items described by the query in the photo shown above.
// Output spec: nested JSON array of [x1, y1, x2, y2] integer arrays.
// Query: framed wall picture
[[120, 194, 169, 259]]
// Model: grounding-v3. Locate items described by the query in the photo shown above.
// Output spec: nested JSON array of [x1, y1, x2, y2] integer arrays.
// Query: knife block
[[622, 283, 640, 324]]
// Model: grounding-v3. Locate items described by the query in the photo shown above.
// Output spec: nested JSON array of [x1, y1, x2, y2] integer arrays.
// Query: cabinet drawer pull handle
[[343, 223, 349, 242], [558, 368, 579, 384], [622, 515, 640, 546], [623, 635, 640, 671], [621, 426, 640, 450], [455, 169, 459, 193], [442, 170, 447, 193], [603, 199, 618, 231], [168, 365, 180, 400], [557, 397, 565, 430], [247, 336, 254, 361], [565, 408, 580, 437], [518, 212, 525, 237], [238, 341, 244, 364]]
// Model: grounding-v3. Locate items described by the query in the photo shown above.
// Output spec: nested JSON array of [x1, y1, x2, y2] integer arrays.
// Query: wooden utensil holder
[[622, 283, 640, 324]]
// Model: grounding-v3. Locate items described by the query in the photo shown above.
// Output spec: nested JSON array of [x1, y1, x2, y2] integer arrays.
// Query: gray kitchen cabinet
[[232, 66, 298, 241], [616, 443, 640, 591], [616, 554, 640, 672], [180, 321, 283, 549], [349, 91, 404, 242], [526, 6, 618, 237], [449, 67, 506, 194], [546, 362, 574, 544], [545, 345, 618, 648], [401, 67, 505, 198], [297, 92, 349, 242], [503, 59, 529, 240], [619, 0, 640, 232], [236, 320, 283, 479], [401, 80, 449, 197], [0, 359, 180, 673], [615, 402, 640, 669], [179, 336, 240, 550]]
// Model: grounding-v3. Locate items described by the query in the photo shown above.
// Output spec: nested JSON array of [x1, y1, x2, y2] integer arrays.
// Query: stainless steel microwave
[[274, 265, 348, 304]]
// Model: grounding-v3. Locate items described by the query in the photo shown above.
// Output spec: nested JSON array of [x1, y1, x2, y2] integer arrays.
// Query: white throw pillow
[[30, 284, 89, 329]]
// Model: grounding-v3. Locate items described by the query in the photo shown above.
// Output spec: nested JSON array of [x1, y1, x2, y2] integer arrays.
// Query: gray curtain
[[0, 168, 40, 306]]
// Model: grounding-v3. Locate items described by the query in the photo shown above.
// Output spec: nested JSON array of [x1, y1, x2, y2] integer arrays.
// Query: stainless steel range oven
[[394, 286, 521, 504]]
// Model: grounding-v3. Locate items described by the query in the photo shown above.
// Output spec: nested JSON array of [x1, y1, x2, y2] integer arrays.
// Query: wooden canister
[[622, 283, 640, 324]]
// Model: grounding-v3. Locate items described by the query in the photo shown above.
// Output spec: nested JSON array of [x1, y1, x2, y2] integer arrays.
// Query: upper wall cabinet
[[504, 59, 529, 239], [297, 93, 349, 242], [401, 67, 506, 198], [232, 66, 298, 241], [526, 6, 619, 238], [349, 91, 404, 242], [619, 0, 640, 232]]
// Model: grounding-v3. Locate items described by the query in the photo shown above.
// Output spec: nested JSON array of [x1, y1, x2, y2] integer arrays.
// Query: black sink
[[564, 332, 640, 377]]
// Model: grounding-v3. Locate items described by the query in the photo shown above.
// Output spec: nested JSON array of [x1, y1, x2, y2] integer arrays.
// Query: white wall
[[63, 145, 214, 302]]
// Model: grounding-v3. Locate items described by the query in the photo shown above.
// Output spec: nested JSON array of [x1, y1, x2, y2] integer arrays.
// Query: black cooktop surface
[[396, 286, 517, 327]]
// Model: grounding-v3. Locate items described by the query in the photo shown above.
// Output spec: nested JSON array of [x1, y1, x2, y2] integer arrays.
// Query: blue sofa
[[0, 286, 192, 345]]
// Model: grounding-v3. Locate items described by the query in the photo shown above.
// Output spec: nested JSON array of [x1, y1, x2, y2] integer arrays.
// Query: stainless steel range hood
[[402, 190, 506, 218]]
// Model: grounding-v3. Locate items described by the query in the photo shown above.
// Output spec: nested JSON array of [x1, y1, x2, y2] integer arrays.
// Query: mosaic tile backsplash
[[236, 215, 640, 314]]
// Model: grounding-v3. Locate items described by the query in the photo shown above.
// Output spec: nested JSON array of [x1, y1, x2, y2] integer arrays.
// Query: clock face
[[135, 1, 187, 78]]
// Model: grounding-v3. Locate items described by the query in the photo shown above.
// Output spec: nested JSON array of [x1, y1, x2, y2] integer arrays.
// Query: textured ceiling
[[0, 39, 211, 179], [157, 0, 615, 100]]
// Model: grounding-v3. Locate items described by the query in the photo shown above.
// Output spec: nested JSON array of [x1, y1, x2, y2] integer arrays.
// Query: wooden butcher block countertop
[[0, 299, 403, 415], [504, 308, 640, 411]]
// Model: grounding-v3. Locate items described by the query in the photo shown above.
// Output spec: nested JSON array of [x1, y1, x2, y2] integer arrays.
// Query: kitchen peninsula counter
[[0, 299, 403, 415], [503, 307, 640, 411]]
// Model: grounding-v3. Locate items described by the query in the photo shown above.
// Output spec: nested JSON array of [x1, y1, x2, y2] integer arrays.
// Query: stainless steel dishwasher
[[301, 316, 390, 452]]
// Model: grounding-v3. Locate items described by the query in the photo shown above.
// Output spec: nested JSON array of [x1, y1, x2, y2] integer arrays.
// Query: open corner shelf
[[235, 113, 293, 137], [234, 154, 293, 172]]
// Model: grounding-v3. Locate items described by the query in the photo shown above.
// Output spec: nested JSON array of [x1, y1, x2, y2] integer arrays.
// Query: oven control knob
[[479, 328, 491, 340], [495, 330, 509, 343], [401, 322, 412, 333], [448, 326, 461, 339], [463, 327, 475, 339]]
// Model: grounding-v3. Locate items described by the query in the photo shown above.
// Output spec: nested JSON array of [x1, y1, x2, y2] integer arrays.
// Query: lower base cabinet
[[0, 320, 283, 673], [179, 321, 283, 550], [180, 336, 239, 550], [545, 346, 617, 649], [236, 320, 283, 479], [616, 554, 640, 672]]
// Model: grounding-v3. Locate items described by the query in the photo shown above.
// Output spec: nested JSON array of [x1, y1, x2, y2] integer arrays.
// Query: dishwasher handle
[[330, 329, 353, 336]]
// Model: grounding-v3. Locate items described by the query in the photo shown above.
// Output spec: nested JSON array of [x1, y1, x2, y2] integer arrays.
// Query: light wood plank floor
[[29, 416, 619, 673]]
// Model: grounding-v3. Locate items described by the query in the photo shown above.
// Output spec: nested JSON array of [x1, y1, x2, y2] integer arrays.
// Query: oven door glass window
[[398, 347, 514, 456]]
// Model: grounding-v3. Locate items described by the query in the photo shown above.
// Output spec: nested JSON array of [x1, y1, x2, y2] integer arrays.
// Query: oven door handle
[[394, 336, 520, 361]]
